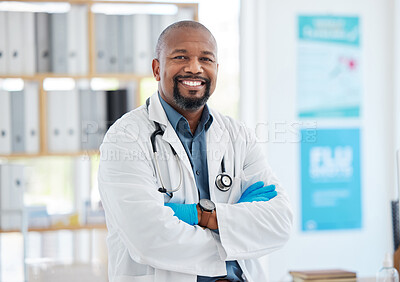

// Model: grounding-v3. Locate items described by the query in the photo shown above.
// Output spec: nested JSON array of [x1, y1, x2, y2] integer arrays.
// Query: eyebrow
[[170, 49, 216, 58]]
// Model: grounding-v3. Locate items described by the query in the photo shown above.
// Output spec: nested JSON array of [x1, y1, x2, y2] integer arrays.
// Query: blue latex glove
[[238, 181, 277, 203], [164, 203, 198, 225]]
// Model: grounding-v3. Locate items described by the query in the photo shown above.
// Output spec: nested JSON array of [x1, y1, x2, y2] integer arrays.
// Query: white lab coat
[[98, 93, 293, 282]]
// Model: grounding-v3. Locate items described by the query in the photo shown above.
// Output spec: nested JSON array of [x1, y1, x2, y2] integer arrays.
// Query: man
[[98, 21, 293, 282]]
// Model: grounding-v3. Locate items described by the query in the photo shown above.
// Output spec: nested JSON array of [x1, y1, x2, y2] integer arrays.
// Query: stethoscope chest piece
[[215, 173, 233, 192]]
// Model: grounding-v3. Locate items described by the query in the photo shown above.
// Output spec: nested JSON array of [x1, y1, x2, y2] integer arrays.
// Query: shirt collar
[[158, 92, 213, 133]]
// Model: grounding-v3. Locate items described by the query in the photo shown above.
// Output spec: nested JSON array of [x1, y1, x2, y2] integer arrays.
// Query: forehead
[[162, 27, 217, 55]]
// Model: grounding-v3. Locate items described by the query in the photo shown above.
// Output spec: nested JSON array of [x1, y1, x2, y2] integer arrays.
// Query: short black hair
[[155, 20, 217, 59]]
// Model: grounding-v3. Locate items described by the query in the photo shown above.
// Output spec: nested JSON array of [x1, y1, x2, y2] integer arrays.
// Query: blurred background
[[0, 0, 399, 281]]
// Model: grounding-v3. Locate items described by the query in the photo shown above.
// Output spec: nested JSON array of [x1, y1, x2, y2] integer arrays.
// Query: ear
[[152, 59, 161, 81]]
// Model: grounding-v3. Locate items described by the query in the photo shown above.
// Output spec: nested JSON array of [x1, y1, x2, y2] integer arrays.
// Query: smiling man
[[98, 21, 293, 282]]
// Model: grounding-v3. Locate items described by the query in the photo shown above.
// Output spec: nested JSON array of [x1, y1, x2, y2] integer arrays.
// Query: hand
[[237, 181, 277, 203], [164, 203, 198, 225]]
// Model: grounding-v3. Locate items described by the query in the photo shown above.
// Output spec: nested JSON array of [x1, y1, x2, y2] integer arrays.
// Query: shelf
[[0, 73, 152, 80], [0, 150, 100, 159], [0, 223, 106, 233]]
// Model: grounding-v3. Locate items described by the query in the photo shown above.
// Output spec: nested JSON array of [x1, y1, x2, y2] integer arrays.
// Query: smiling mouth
[[178, 79, 206, 88]]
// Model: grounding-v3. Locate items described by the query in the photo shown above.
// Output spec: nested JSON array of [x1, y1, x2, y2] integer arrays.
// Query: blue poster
[[300, 128, 362, 231], [298, 15, 361, 118]]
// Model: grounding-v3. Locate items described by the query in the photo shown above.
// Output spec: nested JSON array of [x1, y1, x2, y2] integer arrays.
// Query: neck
[[177, 107, 204, 135]]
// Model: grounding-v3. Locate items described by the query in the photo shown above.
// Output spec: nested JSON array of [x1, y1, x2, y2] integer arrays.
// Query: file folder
[[24, 82, 40, 154], [133, 14, 152, 75], [51, 12, 68, 73], [35, 12, 51, 73], [95, 13, 108, 73], [0, 90, 12, 155], [11, 91, 26, 153], [7, 12, 24, 75], [22, 12, 36, 75], [0, 12, 7, 75]]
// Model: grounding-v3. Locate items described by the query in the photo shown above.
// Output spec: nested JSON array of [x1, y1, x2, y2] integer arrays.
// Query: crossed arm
[[165, 181, 278, 230]]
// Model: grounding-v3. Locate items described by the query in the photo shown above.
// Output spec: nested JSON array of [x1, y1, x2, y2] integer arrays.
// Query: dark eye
[[200, 57, 213, 62], [173, 56, 186, 60]]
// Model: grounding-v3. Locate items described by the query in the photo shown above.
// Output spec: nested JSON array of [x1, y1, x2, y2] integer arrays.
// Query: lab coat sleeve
[[98, 121, 227, 276], [215, 125, 293, 261]]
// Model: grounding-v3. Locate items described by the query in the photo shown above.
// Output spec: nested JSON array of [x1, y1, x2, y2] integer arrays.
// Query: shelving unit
[[0, 1, 199, 281]]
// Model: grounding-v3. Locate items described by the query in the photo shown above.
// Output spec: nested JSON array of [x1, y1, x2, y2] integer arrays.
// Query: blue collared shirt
[[159, 94, 244, 282]]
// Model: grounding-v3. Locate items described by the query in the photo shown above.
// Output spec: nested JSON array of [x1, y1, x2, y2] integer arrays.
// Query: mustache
[[174, 75, 211, 84]]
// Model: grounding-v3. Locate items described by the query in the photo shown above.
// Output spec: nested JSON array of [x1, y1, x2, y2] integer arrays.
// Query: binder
[[106, 15, 119, 73], [150, 15, 163, 57], [9, 164, 24, 215], [0, 90, 12, 155], [22, 12, 36, 75], [47, 91, 66, 152], [0, 12, 8, 75], [118, 15, 134, 73], [24, 82, 40, 154], [0, 164, 24, 230], [48, 90, 80, 152], [77, 5, 89, 75], [106, 89, 128, 129], [133, 14, 152, 75], [6, 12, 24, 75], [35, 12, 51, 73], [67, 6, 80, 74], [63, 88, 80, 152], [95, 13, 108, 73], [0, 164, 11, 230], [68, 6, 88, 75], [50, 12, 68, 73], [10, 91, 26, 153], [160, 14, 176, 31], [94, 90, 107, 149], [79, 89, 94, 150]]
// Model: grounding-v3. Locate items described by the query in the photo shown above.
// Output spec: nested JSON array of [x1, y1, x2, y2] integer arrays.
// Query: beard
[[173, 75, 211, 111]]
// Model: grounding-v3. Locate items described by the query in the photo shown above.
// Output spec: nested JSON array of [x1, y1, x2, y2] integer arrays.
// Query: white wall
[[240, 0, 397, 280]]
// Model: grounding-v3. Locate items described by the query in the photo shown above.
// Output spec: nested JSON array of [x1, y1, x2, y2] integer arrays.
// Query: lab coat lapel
[[206, 119, 229, 201], [161, 124, 193, 174]]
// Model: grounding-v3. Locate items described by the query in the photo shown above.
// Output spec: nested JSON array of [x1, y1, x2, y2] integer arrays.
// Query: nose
[[184, 58, 203, 74]]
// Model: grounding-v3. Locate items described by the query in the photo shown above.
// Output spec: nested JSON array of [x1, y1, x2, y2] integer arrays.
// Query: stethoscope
[[147, 98, 233, 198]]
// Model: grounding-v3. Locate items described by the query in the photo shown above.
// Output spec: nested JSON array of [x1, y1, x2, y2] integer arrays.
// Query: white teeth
[[182, 80, 202, 87]]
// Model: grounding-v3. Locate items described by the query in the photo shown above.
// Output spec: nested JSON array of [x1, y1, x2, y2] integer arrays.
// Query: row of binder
[[0, 163, 25, 231], [47, 88, 130, 152], [0, 83, 40, 155], [95, 9, 194, 75], [0, 86, 130, 155], [0, 7, 194, 76], [0, 7, 88, 75]]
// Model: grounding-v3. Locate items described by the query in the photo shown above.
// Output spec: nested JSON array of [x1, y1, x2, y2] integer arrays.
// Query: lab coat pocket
[[215, 176, 242, 204]]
